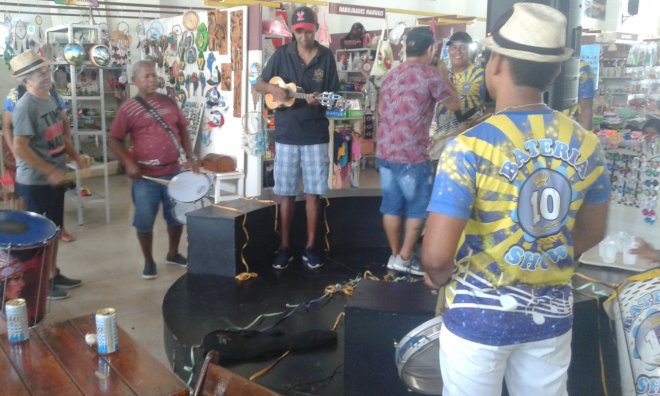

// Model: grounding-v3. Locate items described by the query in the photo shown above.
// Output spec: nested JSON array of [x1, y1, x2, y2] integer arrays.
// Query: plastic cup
[[623, 240, 639, 266], [600, 237, 617, 264]]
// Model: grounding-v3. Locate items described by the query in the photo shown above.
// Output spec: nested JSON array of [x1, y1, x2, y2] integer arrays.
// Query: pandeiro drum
[[0, 210, 59, 326], [167, 170, 211, 203], [394, 315, 443, 395]]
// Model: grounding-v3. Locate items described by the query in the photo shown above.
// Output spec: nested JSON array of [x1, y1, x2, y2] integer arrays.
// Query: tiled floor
[[30, 166, 381, 369]]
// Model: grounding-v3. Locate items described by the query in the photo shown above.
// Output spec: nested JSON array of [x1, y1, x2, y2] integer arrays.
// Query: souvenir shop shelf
[[328, 117, 363, 189], [335, 48, 375, 74], [46, 24, 112, 225], [602, 137, 660, 226]]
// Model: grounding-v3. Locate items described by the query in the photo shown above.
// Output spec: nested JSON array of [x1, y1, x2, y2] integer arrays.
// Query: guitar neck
[[288, 91, 311, 100]]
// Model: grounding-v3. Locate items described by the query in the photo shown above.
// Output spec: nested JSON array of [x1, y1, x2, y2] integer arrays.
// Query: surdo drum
[[0, 210, 58, 327]]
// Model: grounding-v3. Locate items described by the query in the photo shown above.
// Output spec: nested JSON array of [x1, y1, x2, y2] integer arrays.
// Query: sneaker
[[142, 262, 158, 279], [47, 284, 70, 300], [60, 230, 75, 242], [273, 247, 293, 270], [388, 255, 424, 276], [53, 274, 82, 289], [302, 248, 323, 270], [166, 253, 188, 268], [386, 255, 397, 270]]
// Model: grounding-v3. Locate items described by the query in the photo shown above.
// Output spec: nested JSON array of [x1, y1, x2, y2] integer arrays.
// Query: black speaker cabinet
[[186, 202, 278, 277], [486, 0, 582, 111], [344, 280, 437, 396]]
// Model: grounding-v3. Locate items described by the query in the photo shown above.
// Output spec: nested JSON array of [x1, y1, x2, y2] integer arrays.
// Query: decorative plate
[[89, 44, 111, 68], [63, 43, 86, 65]]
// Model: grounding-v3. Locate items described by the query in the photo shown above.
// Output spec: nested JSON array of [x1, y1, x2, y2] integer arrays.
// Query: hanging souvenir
[[220, 64, 231, 91], [34, 16, 44, 47], [14, 20, 27, 52], [233, 70, 242, 118], [177, 88, 187, 106], [206, 52, 215, 75], [248, 62, 261, 110], [171, 24, 182, 37], [215, 10, 228, 55], [196, 51, 205, 71], [230, 10, 243, 71], [205, 86, 220, 108], [185, 47, 196, 64], [182, 31, 194, 50], [200, 73, 206, 95], [195, 23, 208, 52], [89, 44, 111, 68], [183, 10, 200, 31], [64, 43, 86, 65], [147, 20, 164, 40], [207, 65, 220, 86], [190, 72, 199, 97]]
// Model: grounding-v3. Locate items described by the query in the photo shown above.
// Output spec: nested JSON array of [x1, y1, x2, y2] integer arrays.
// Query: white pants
[[439, 323, 572, 396]]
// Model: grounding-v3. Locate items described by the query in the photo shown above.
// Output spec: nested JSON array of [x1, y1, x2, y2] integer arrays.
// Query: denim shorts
[[377, 159, 434, 219], [274, 142, 329, 196], [131, 175, 179, 233]]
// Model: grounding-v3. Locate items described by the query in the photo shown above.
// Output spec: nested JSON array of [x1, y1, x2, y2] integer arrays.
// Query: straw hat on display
[[10, 50, 50, 78], [481, 3, 573, 63]]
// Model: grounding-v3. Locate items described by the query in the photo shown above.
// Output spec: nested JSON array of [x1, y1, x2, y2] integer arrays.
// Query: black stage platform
[[162, 191, 624, 395]]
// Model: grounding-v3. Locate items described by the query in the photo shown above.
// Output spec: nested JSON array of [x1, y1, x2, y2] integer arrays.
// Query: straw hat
[[183, 9, 200, 31], [10, 50, 50, 78], [481, 3, 573, 63]]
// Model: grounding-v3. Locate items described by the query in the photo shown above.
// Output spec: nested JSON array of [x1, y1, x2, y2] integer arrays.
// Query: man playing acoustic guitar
[[255, 6, 339, 270]]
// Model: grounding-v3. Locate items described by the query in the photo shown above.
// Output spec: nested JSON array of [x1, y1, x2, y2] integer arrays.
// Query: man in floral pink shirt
[[377, 27, 458, 275]]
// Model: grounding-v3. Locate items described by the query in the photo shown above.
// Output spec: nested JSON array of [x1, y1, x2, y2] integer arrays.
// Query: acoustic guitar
[[264, 76, 341, 110]]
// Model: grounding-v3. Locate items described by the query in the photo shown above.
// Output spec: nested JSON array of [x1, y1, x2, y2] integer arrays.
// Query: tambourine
[[63, 43, 86, 65], [88, 44, 111, 68]]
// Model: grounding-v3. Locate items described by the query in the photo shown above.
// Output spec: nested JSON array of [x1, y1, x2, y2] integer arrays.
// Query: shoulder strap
[[134, 96, 187, 163]]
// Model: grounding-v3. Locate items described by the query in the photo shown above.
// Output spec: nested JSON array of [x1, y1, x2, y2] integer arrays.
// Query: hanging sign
[[53, 0, 99, 6], [329, 3, 385, 19]]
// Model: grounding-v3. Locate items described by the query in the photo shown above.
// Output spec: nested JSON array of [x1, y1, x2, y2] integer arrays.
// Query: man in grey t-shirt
[[10, 50, 87, 300]]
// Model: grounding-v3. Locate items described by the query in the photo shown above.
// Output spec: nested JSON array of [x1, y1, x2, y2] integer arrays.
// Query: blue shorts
[[16, 183, 66, 227], [274, 143, 329, 196], [377, 159, 434, 219], [131, 175, 179, 233]]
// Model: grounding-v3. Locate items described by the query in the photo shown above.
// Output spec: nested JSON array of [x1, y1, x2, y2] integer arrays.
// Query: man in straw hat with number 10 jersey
[[10, 50, 87, 300], [422, 3, 610, 395]]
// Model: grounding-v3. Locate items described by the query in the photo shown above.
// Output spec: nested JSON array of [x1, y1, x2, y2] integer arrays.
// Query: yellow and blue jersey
[[435, 64, 485, 118], [565, 61, 596, 118], [428, 109, 610, 345]]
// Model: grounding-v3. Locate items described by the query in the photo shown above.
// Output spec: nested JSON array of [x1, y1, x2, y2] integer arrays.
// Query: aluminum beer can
[[6, 299, 29, 343], [95, 308, 118, 354]]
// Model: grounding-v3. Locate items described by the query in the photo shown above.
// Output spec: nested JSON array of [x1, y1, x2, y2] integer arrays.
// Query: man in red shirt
[[377, 27, 458, 276], [110, 60, 197, 279]]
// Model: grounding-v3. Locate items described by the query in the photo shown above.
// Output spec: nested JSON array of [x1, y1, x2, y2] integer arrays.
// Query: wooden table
[[0, 315, 188, 395]]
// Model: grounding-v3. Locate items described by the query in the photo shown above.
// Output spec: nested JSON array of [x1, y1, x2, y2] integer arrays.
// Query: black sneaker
[[142, 262, 158, 279], [53, 274, 82, 289], [166, 253, 188, 268], [47, 284, 70, 300], [302, 248, 323, 270], [273, 247, 293, 270]]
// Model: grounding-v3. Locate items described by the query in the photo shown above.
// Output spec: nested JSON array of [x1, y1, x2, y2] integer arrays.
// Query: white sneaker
[[388, 255, 424, 276], [386, 255, 397, 270]]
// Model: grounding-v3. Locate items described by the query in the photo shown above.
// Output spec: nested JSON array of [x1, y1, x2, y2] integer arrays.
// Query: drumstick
[[141, 175, 171, 186]]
